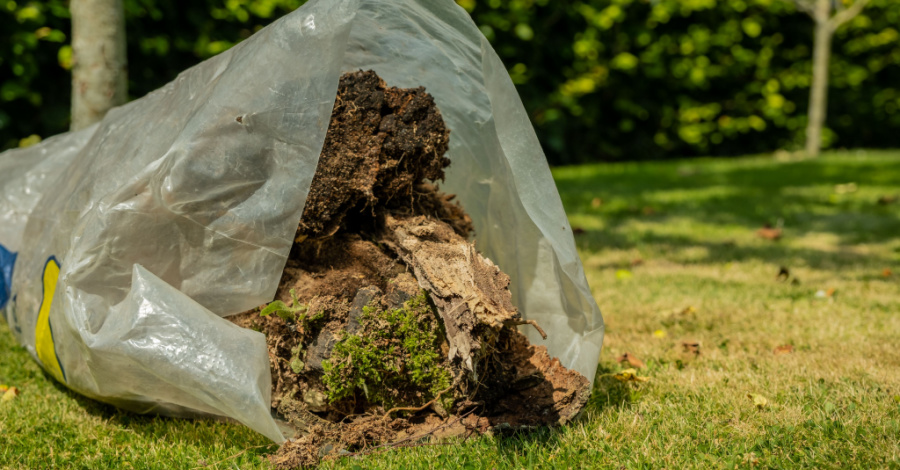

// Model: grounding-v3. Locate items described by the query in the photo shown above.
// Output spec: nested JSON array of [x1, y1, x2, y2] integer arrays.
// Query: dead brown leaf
[[591, 197, 602, 209], [572, 227, 586, 236], [613, 368, 648, 383], [681, 341, 701, 356], [773, 344, 794, 355], [776, 266, 790, 282], [616, 352, 645, 369], [757, 225, 782, 241], [1, 386, 19, 403], [877, 195, 897, 205], [883, 268, 893, 278]]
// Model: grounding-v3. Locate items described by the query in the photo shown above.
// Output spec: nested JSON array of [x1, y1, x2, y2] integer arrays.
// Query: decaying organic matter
[[230, 70, 590, 468]]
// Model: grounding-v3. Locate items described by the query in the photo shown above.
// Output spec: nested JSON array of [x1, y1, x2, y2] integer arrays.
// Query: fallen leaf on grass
[[616, 352, 645, 369], [615, 269, 633, 280], [613, 368, 649, 383], [630, 258, 644, 267], [776, 266, 790, 282], [0, 385, 7, 393], [774, 344, 794, 355], [572, 227, 586, 236], [591, 197, 602, 209], [747, 393, 768, 409], [653, 329, 667, 338], [834, 182, 858, 194], [680, 306, 697, 316], [661, 306, 697, 320], [681, 341, 701, 356], [883, 268, 892, 278], [1, 386, 19, 403], [757, 225, 782, 241], [815, 288, 837, 299]]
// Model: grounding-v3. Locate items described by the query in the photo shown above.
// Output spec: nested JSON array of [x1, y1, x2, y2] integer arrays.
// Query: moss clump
[[321, 292, 451, 409]]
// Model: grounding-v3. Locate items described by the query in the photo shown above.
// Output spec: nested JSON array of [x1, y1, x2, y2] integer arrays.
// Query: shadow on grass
[[585, 363, 634, 412], [484, 363, 632, 463], [43, 369, 276, 453], [555, 153, 900, 267]]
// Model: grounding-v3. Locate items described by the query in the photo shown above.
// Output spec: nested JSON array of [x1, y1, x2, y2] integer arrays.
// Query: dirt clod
[[230, 70, 589, 468]]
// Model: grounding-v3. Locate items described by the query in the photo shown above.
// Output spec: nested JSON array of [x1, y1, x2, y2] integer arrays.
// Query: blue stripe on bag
[[0, 243, 16, 310]]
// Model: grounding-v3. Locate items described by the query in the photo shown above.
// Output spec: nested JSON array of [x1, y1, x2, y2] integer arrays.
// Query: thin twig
[[504, 319, 548, 340], [790, 0, 817, 18], [829, 0, 870, 29], [382, 384, 454, 420]]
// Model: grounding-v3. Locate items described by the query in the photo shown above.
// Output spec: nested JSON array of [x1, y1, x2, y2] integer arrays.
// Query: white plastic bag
[[0, 0, 603, 443]]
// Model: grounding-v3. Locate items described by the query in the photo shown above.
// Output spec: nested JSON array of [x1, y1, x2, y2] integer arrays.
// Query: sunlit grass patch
[[2, 150, 899, 469]]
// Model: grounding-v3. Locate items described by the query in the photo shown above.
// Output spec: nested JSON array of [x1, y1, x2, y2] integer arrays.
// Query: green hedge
[[2, 0, 899, 163]]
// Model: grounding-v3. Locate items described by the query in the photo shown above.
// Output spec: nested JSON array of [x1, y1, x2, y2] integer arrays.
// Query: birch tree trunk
[[70, 0, 128, 131], [805, 0, 832, 157]]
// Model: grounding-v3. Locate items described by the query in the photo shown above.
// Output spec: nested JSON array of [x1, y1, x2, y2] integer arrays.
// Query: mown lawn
[[2, 150, 899, 469]]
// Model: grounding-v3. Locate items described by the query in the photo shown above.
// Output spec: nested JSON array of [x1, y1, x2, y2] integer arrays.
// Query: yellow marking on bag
[[35, 258, 65, 383]]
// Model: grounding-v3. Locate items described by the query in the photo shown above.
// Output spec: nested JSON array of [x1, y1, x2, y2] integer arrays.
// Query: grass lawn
[[2, 150, 899, 469]]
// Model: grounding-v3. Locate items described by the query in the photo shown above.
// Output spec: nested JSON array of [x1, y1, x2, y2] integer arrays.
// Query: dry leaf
[[682, 341, 701, 356], [0, 385, 8, 393], [834, 182, 858, 194], [815, 288, 836, 299], [877, 195, 897, 205], [1, 387, 19, 403], [747, 393, 768, 409], [776, 266, 790, 282], [613, 368, 649, 383], [616, 352, 646, 369], [630, 258, 644, 267], [572, 227, 586, 236], [773, 344, 794, 355], [653, 329, 667, 338], [661, 306, 696, 321], [616, 269, 633, 280], [591, 197, 602, 208], [757, 226, 782, 241], [882, 268, 892, 278]]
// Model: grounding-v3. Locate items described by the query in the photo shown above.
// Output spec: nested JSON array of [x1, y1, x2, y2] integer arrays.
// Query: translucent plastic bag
[[0, 0, 603, 443]]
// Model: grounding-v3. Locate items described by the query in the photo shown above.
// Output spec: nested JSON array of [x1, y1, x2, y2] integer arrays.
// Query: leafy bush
[[2, 0, 899, 161]]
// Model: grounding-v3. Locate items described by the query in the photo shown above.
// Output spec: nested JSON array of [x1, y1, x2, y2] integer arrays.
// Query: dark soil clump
[[230, 70, 589, 468]]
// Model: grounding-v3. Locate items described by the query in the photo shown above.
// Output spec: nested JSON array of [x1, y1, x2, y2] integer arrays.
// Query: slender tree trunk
[[805, 0, 833, 157], [70, 0, 127, 130]]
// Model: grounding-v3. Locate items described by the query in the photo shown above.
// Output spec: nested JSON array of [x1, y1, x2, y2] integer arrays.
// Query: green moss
[[321, 292, 451, 409]]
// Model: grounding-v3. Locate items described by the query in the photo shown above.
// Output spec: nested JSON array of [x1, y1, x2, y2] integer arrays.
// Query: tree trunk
[[805, 0, 832, 157], [70, 0, 128, 131]]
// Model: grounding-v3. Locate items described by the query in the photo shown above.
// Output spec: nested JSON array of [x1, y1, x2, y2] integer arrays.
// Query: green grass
[[3, 150, 900, 469]]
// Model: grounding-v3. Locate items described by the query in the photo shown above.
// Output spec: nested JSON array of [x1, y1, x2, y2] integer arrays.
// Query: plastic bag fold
[[0, 0, 603, 442]]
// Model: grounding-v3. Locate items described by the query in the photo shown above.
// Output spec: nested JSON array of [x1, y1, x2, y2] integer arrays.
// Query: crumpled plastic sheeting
[[0, 0, 603, 443]]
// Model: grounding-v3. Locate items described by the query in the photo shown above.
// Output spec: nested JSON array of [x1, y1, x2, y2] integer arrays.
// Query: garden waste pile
[[230, 70, 590, 466], [0, 1, 603, 468]]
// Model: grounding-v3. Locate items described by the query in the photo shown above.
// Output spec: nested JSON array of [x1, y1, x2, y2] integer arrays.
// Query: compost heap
[[231, 71, 590, 468]]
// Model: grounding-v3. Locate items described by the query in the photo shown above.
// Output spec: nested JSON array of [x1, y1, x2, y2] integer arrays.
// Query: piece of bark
[[383, 215, 519, 373]]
